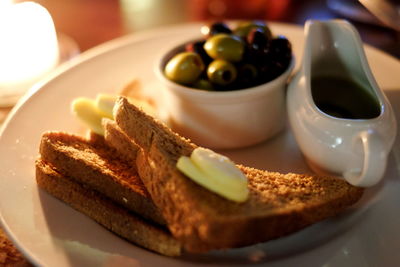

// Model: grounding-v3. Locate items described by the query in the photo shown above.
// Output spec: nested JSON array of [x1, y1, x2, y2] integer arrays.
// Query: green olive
[[207, 60, 237, 86], [164, 52, 205, 85], [204, 34, 244, 62], [193, 79, 214, 90], [234, 21, 272, 39]]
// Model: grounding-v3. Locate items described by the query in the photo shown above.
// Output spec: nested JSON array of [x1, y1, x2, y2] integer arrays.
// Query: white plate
[[0, 22, 399, 267]]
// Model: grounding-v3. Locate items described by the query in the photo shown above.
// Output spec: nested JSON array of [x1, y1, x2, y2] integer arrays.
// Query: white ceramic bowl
[[155, 40, 295, 149]]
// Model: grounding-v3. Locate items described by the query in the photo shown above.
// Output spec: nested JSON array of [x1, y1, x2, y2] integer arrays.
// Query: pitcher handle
[[344, 130, 387, 187]]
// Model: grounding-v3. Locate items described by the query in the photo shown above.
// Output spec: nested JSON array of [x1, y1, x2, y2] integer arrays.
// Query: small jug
[[287, 20, 397, 187]]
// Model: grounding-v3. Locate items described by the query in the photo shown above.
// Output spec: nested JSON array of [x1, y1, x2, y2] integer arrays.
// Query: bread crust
[[115, 97, 364, 253], [39, 131, 165, 225], [102, 119, 140, 167], [36, 159, 181, 256]]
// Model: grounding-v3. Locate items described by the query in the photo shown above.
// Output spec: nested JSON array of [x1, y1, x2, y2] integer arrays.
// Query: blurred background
[[23, 0, 400, 53]]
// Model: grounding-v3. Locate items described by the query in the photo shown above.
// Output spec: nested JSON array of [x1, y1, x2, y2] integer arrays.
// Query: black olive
[[234, 21, 272, 39], [270, 35, 292, 60], [247, 28, 271, 52], [257, 58, 286, 84], [202, 22, 232, 37], [186, 40, 213, 65], [236, 63, 258, 88]]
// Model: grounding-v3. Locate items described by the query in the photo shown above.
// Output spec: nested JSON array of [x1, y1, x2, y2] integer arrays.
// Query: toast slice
[[39, 131, 165, 225], [35, 159, 181, 256], [114, 97, 364, 253], [102, 119, 140, 166]]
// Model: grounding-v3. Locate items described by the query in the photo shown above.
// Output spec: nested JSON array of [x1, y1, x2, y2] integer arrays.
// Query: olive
[[193, 79, 214, 90], [201, 22, 232, 37], [165, 52, 205, 85], [257, 58, 285, 83], [185, 40, 213, 65], [204, 34, 244, 62], [270, 35, 292, 60], [234, 21, 272, 39], [269, 36, 292, 70], [237, 63, 258, 87], [247, 28, 270, 54], [207, 59, 237, 86]]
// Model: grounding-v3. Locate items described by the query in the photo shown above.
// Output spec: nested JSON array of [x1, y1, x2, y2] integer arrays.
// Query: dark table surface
[[1, 0, 399, 265]]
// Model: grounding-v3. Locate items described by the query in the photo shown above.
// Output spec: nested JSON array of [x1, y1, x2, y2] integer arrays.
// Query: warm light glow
[[0, 2, 59, 102], [0, 0, 14, 7], [119, 0, 157, 31], [120, 0, 156, 13]]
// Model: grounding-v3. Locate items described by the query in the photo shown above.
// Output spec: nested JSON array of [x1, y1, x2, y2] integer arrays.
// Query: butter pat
[[71, 98, 108, 135], [72, 94, 158, 136], [177, 147, 249, 202], [96, 94, 117, 119]]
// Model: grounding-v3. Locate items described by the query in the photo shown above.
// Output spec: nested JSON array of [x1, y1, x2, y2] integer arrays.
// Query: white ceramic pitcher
[[287, 20, 397, 187]]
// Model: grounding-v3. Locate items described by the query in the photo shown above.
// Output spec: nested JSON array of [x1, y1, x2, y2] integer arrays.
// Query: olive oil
[[311, 75, 381, 119]]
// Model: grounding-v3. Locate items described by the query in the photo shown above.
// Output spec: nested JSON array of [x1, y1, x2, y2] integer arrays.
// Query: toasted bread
[[35, 159, 181, 256], [102, 119, 140, 166], [39, 131, 165, 225], [115, 97, 364, 253]]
